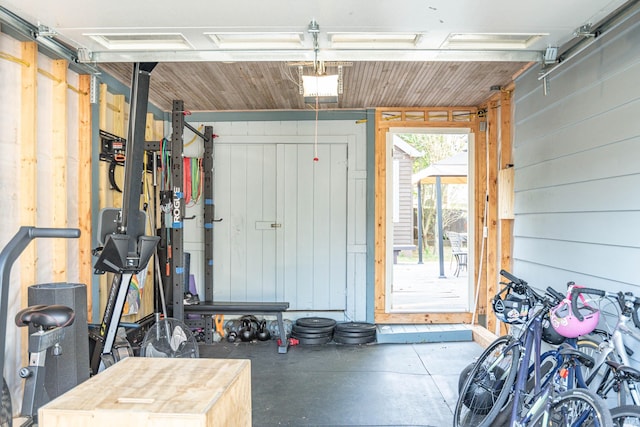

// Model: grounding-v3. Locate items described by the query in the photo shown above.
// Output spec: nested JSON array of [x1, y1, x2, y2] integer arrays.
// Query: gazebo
[[412, 150, 468, 277]]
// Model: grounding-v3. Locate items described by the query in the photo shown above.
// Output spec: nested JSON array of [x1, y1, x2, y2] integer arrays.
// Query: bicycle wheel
[[611, 405, 640, 427], [453, 335, 520, 427], [0, 377, 11, 427], [492, 348, 563, 426], [545, 388, 613, 427]]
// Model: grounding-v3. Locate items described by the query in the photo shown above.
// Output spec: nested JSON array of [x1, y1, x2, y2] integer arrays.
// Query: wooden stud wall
[[499, 88, 514, 271], [474, 113, 488, 326], [485, 101, 499, 334], [78, 75, 93, 318], [4, 40, 162, 330], [498, 88, 514, 336], [477, 86, 514, 335], [5, 41, 95, 368], [51, 60, 69, 281], [19, 42, 37, 313], [19, 42, 38, 363]]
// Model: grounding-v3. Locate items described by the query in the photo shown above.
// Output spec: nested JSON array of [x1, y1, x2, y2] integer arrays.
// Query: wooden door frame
[[373, 95, 514, 326], [374, 107, 477, 324]]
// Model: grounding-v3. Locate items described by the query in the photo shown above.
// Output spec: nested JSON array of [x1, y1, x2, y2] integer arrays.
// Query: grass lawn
[[397, 245, 454, 263]]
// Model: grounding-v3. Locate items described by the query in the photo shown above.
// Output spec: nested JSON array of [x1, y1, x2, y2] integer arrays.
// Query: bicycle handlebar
[[569, 286, 640, 329], [500, 269, 526, 286], [499, 270, 563, 306], [633, 301, 640, 329], [569, 287, 605, 321], [546, 286, 565, 302], [28, 227, 80, 239]]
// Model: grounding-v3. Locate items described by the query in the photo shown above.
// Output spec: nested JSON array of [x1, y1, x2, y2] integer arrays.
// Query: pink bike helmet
[[549, 289, 600, 338]]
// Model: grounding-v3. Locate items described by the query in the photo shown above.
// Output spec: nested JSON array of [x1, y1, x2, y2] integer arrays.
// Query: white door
[[214, 142, 347, 310], [214, 144, 278, 301]]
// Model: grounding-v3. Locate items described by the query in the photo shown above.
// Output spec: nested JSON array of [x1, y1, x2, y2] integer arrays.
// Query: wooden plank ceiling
[[99, 61, 530, 112]]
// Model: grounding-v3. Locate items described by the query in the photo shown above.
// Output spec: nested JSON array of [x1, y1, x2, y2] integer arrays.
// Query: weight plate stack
[[333, 322, 377, 345], [291, 317, 336, 345]]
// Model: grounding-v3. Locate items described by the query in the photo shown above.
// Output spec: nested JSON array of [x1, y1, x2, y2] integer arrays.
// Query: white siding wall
[[393, 152, 415, 247], [512, 10, 640, 331], [181, 119, 368, 321]]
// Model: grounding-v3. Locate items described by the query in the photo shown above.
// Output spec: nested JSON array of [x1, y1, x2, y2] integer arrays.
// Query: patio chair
[[446, 231, 468, 277]]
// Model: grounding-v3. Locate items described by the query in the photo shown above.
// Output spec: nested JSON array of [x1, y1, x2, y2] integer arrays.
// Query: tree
[[397, 133, 468, 174], [397, 133, 468, 256]]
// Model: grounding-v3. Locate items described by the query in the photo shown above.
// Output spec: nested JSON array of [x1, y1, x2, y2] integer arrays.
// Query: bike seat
[[15, 304, 75, 329], [606, 360, 640, 381], [559, 347, 595, 369]]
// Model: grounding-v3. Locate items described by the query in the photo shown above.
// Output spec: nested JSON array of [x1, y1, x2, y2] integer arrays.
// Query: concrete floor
[[199, 338, 484, 426]]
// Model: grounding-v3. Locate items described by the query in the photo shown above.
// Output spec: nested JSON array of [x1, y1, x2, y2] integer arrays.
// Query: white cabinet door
[[214, 143, 278, 301], [277, 143, 347, 310], [214, 142, 347, 311]]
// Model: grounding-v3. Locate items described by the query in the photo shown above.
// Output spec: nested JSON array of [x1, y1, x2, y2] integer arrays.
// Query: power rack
[[164, 104, 290, 352]]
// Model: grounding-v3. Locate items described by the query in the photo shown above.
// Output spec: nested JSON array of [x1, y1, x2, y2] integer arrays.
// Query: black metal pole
[[203, 126, 215, 343], [436, 176, 445, 278], [121, 62, 157, 243], [417, 182, 423, 264], [171, 100, 185, 323]]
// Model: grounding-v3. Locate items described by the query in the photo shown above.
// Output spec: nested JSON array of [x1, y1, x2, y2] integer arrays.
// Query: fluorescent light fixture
[[206, 32, 304, 49], [302, 75, 339, 96], [329, 32, 423, 49], [87, 33, 191, 50], [442, 33, 546, 49], [302, 75, 339, 103]]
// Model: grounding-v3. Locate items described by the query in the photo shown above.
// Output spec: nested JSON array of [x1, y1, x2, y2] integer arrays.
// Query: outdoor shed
[[392, 135, 423, 259]]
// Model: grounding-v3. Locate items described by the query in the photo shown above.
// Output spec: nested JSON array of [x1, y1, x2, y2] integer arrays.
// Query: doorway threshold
[[376, 323, 472, 344]]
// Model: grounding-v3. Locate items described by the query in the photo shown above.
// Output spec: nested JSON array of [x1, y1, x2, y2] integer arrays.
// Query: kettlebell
[[225, 319, 241, 334], [257, 320, 271, 341], [227, 330, 238, 343], [240, 319, 256, 342]]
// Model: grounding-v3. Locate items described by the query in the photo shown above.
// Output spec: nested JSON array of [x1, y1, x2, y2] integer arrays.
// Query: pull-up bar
[[184, 122, 206, 140]]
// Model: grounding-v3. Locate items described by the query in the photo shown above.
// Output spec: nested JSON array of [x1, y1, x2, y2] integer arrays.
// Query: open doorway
[[386, 130, 472, 313]]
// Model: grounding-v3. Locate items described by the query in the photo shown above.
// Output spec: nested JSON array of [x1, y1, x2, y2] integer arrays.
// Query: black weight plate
[[333, 334, 376, 345], [295, 317, 337, 328], [292, 324, 335, 334], [296, 335, 332, 345], [334, 322, 376, 333], [333, 329, 376, 338], [291, 330, 333, 339]]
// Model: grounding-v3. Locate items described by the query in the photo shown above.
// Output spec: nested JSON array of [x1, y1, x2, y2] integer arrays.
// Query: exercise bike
[[0, 226, 81, 427]]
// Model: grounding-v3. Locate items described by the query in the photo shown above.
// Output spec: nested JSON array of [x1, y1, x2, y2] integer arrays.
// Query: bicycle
[[563, 286, 640, 424], [454, 270, 613, 427]]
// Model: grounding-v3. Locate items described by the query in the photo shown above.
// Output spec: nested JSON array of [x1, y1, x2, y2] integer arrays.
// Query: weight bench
[[184, 301, 290, 353]]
